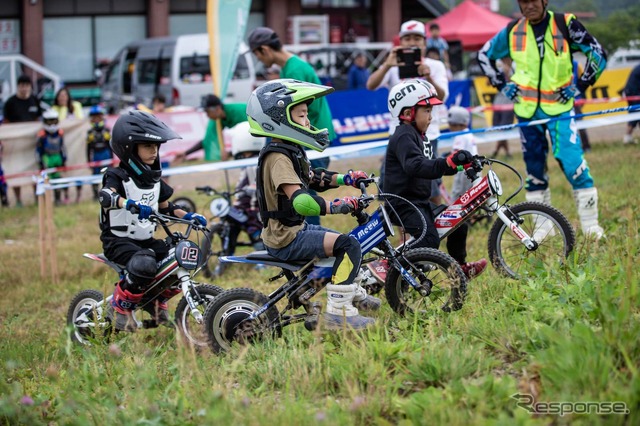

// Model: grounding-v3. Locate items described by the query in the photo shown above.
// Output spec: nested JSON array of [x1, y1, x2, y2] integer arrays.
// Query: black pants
[[103, 236, 170, 267], [391, 199, 468, 264]]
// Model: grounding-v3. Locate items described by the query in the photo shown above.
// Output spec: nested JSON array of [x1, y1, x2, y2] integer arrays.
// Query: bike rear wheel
[[204, 288, 279, 354], [173, 196, 197, 214], [66, 289, 108, 345], [384, 248, 467, 316], [488, 201, 576, 279], [174, 284, 224, 348], [201, 223, 225, 278]]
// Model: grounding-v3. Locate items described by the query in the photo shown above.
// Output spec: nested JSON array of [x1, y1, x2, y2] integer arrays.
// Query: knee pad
[[331, 234, 362, 285], [124, 249, 157, 293]]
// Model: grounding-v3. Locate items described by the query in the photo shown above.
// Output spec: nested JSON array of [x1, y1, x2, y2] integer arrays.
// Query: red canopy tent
[[429, 0, 512, 51]]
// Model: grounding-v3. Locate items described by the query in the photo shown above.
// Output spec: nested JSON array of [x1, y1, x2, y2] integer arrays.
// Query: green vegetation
[[1, 140, 638, 424]]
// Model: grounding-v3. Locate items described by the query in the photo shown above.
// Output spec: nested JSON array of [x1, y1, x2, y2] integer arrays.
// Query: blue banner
[[327, 80, 473, 146]]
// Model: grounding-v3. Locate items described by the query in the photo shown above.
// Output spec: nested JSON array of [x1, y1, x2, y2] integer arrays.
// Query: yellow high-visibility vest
[[509, 11, 574, 118]]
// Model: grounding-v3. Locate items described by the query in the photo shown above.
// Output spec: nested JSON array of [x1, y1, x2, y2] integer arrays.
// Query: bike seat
[[83, 253, 126, 274], [244, 250, 312, 271]]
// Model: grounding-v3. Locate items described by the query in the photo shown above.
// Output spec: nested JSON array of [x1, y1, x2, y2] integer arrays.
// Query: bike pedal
[[303, 302, 322, 331]]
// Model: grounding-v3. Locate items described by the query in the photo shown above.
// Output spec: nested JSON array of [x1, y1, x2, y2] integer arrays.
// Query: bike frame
[[219, 186, 432, 325], [82, 215, 209, 327], [433, 160, 537, 251]]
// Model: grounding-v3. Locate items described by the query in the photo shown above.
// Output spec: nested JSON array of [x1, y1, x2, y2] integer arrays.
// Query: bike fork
[[495, 205, 537, 250], [177, 269, 203, 323]]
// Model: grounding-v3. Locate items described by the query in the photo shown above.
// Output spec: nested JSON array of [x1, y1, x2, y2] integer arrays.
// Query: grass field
[[0, 140, 638, 425]]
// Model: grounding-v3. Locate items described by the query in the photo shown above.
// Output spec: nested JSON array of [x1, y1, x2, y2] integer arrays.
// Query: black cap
[[201, 94, 222, 109], [17, 75, 32, 86], [248, 27, 280, 51]]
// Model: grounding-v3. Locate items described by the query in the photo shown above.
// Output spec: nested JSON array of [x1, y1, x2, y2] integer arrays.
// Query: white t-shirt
[[379, 57, 449, 141], [450, 131, 478, 200]]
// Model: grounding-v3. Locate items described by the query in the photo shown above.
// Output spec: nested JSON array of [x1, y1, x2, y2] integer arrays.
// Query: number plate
[[175, 241, 202, 270]]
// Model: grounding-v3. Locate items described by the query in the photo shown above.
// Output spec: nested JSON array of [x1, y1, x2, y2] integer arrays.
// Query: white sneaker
[[623, 135, 637, 145]]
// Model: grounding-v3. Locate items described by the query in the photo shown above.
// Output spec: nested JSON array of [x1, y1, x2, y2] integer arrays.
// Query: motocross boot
[[322, 284, 375, 330], [143, 288, 180, 327], [108, 281, 143, 332], [352, 281, 381, 312], [574, 187, 604, 240]]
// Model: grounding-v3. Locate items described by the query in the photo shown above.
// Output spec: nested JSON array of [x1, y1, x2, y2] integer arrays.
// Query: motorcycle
[[66, 212, 223, 347], [173, 186, 263, 278], [203, 177, 468, 353], [430, 155, 576, 279]]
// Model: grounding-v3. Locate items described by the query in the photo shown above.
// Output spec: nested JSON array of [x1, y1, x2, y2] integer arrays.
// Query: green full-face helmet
[[246, 78, 335, 152]]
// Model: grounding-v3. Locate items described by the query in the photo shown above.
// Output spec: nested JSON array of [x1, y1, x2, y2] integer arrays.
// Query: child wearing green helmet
[[247, 78, 379, 330]]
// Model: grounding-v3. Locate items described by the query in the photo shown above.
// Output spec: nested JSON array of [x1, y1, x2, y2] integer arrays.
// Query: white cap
[[448, 106, 470, 126], [399, 20, 426, 38]]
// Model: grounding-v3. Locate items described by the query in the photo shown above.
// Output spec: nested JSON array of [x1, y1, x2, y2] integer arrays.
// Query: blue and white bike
[[203, 177, 467, 353]]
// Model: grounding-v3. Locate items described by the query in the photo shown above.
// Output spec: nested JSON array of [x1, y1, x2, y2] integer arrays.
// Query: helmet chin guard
[[246, 79, 334, 152]]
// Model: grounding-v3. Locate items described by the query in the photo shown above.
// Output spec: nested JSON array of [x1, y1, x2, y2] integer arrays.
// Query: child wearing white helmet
[[36, 109, 69, 204], [212, 122, 267, 276], [447, 106, 478, 200], [383, 79, 487, 279]]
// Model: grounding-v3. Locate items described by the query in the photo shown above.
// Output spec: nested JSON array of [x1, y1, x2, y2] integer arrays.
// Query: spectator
[[426, 23, 450, 70], [86, 105, 112, 200], [478, 0, 607, 239], [0, 142, 8, 207], [367, 19, 449, 202], [491, 58, 515, 158], [622, 63, 640, 145], [36, 110, 68, 204], [248, 26, 337, 225], [347, 51, 370, 90], [2, 75, 44, 207], [173, 94, 243, 163], [152, 94, 167, 113], [51, 87, 84, 121]]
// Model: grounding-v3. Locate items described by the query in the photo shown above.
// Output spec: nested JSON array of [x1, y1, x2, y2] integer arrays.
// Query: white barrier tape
[[42, 108, 640, 190]]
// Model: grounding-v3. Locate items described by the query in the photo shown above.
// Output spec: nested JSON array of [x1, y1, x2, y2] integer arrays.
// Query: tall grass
[[1, 141, 638, 425]]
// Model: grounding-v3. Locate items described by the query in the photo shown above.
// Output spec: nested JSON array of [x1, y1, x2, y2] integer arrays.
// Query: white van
[[607, 47, 640, 69], [100, 34, 256, 113]]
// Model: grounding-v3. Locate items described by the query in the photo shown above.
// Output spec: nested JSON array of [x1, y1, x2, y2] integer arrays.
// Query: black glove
[[446, 150, 474, 169]]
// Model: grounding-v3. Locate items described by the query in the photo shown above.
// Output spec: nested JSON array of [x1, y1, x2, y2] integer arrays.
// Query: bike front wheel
[[174, 284, 224, 348], [204, 288, 279, 354], [488, 201, 576, 279], [384, 248, 467, 316]]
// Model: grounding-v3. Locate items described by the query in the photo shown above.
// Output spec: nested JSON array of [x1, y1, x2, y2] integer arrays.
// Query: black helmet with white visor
[[110, 110, 181, 186]]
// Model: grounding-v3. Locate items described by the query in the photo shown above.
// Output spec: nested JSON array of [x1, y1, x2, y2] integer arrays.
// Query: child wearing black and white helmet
[[98, 110, 208, 332]]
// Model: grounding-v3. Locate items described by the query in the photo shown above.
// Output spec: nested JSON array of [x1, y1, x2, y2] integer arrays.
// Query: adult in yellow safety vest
[[478, 0, 607, 239]]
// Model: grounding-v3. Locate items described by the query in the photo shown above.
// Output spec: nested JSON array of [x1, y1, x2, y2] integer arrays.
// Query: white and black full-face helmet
[[246, 78, 334, 152], [229, 121, 266, 159], [388, 79, 443, 121], [42, 109, 59, 134], [110, 110, 181, 186]]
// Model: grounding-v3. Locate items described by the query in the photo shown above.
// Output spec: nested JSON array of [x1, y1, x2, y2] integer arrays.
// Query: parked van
[[607, 47, 640, 69], [100, 34, 256, 113]]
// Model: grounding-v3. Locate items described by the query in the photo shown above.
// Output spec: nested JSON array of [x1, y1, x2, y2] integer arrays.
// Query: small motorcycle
[[203, 177, 467, 353], [430, 156, 576, 279], [174, 186, 263, 278], [66, 213, 222, 347]]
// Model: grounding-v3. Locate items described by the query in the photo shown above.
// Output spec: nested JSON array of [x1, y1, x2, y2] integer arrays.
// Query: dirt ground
[[4, 121, 631, 207]]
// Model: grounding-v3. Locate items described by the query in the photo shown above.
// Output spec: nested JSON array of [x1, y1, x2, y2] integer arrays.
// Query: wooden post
[[38, 189, 47, 278], [43, 177, 59, 283]]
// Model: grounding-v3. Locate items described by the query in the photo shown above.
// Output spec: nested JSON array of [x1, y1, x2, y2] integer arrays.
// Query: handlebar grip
[[195, 186, 212, 192]]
